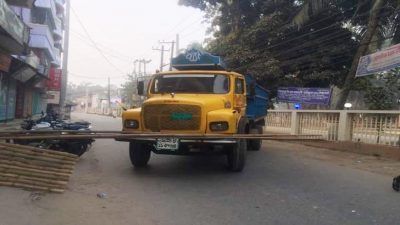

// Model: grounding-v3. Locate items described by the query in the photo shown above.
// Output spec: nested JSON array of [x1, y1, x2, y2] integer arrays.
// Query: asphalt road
[[0, 112, 399, 225]]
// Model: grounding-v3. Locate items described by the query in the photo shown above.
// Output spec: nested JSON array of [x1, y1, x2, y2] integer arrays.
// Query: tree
[[180, 0, 356, 100], [363, 69, 400, 109], [336, 0, 386, 109], [120, 74, 136, 108], [264, 0, 400, 108], [179, 0, 400, 108]]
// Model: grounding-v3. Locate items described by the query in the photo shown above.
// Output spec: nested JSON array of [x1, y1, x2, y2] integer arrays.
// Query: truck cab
[[118, 49, 267, 172]]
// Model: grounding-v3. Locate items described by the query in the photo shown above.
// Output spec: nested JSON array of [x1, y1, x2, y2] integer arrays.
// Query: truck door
[[234, 77, 246, 116]]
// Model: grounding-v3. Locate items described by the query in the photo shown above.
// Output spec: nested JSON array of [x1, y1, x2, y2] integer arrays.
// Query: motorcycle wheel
[[67, 143, 87, 156]]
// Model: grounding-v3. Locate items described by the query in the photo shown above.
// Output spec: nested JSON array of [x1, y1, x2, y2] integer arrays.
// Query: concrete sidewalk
[[0, 119, 23, 131], [0, 115, 42, 131]]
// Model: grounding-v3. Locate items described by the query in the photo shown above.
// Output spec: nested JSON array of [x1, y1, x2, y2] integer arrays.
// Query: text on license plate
[[155, 138, 179, 150]]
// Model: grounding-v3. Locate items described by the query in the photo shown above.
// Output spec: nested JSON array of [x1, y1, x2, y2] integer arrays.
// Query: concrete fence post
[[290, 111, 300, 135], [338, 111, 351, 141]]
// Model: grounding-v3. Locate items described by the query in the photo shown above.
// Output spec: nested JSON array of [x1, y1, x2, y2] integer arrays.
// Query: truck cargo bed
[[245, 76, 269, 121]]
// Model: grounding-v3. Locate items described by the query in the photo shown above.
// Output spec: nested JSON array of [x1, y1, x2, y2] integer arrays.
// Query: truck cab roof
[[156, 70, 244, 78]]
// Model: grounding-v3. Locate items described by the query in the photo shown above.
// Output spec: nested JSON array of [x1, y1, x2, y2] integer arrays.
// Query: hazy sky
[[68, 0, 208, 86]]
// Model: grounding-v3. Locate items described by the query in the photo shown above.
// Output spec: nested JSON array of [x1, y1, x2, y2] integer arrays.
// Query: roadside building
[[0, 0, 30, 121], [0, 0, 65, 122]]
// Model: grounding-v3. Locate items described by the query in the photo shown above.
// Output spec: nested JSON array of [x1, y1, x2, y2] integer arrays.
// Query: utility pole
[[138, 60, 142, 77], [160, 45, 164, 72], [160, 40, 175, 71], [133, 60, 138, 76], [140, 59, 152, 76], [84, 86, 88, 113], [176, 34, 180, 56], [107, 77, 111, 115], [152, 45, 169, 72], [60, 0, 71, 114]]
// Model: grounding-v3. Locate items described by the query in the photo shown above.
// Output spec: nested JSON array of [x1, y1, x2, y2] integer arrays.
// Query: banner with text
[[46, 67, 62, 91], [277, 87, 331, 105], [356, 43, 400, 77]]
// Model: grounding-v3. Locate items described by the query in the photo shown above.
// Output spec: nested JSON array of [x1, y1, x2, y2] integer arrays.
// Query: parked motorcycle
[[16, 113, 95, 156]]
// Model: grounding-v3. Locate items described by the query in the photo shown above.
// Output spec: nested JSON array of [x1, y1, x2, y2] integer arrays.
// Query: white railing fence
[[265, 110, 400, 147]]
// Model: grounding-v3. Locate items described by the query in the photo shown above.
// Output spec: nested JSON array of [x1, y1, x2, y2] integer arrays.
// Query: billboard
[[46, 67, 62, 91], [277, 87, 331, 105], [356, 43, 400, 77]]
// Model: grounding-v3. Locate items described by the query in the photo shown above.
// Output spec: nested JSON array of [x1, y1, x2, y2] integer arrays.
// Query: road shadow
[[124, 152, 262, 180]]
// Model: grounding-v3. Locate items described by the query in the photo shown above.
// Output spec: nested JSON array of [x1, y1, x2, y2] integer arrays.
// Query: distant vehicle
[[116, 49, 268, 172]]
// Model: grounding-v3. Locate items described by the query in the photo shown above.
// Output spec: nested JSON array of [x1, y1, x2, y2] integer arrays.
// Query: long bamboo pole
[[0, 167, 70, 181], [0, 130, 323, 135], [0, 143, 78, 159], [0, 173, 68, 186], [0, 164, 72, 178], [0, 159, 73, 174], [0, 155, 74, 170], [0, 181, 64, 193], [0, 176, 65, 189], [0, 146, 77, 162], [0, 133, 323, 140], [0, 151, 76, 165]]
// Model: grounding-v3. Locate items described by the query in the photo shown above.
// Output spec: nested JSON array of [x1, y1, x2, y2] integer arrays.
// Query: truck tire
[[129, 141, 151, 167], [248, 125, 263, 151], [227, 139, 247, 172], [226, 118, 247, 172]]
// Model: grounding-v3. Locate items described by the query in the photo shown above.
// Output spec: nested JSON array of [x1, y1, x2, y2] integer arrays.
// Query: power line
[[233, 9, 393, 71], [161, 12, 200, 40], [69, 72, 127, 79], [234, 34, 394, 72], [70, 7, 126, 75], [71, 29, 133, 60], [70, 32, 133, 63], [252, 5, 392, 52], [175, 17, 204, 36]]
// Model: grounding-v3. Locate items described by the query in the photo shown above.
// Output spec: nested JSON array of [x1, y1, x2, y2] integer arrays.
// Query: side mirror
[[137, 81, 144, 96]]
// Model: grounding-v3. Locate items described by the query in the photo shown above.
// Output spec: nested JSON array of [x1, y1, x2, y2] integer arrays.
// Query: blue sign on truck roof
[[171, 49, 226, 70]]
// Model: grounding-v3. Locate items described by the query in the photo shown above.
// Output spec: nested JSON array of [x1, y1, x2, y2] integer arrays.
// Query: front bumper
[[115, 137, 237, 144]]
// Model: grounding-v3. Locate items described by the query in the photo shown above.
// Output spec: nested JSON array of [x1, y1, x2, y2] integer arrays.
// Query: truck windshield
[[151, 74, 229, 94]]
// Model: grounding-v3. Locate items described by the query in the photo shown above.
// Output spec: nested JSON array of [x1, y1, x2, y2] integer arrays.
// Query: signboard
[[171, 49, 226, 70], [277, 87, 331, 105], [46, 90, 60, 104], [0, 52, 11, 72], [356, 43, 400, 77], [46, 67, 62, 91]]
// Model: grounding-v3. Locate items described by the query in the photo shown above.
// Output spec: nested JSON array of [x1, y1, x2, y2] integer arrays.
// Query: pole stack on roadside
[[0, 143, 78, 193]]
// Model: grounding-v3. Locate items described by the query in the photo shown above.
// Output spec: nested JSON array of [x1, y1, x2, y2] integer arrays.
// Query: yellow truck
[[117, 50, 268, 172]]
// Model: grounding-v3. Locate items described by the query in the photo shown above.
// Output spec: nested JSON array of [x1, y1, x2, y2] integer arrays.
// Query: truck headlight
[[125, 120, 139, 129], [210, 121, 229, 131]]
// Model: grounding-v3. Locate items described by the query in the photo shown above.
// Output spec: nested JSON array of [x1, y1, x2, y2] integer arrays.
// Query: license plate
[[155, 138, 179, 151]]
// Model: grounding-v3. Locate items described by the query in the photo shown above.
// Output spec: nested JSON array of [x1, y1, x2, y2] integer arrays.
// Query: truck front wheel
[[226, 138, 247, 172], [129, 141, 151, 167], [248, 125, 263, 151]]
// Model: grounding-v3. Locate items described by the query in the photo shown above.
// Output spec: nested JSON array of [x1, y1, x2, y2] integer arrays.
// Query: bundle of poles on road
[[0, 130, 323, 141], [0, 142, 78, 193]]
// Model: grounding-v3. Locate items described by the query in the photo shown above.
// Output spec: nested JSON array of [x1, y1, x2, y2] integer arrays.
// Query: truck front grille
[[143, 104, 201, 131]]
